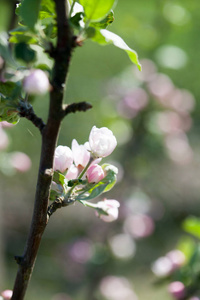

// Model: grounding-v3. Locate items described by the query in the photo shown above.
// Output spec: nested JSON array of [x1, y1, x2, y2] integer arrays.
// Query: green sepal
[[91, 11, 114, 29], [49, 189, 59, 201], [53, 171, 66, 186]]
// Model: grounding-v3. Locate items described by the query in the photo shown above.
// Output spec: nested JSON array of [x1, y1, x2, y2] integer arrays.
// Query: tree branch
[[11, 1, 74, 299], [18, 101, 46, 133], [63, 101, 92, 117]]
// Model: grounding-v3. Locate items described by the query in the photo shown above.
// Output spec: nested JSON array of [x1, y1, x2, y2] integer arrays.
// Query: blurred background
[[1, 0, 200, 299]]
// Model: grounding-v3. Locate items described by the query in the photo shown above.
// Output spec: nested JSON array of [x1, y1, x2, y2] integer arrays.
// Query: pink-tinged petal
[[96, 199, 120, 222], [54, 145, 73, 173], [65, 164, 79, 180], [23, 69, 50, 95], [71, 139, 90, 167], [1, 290, 13, 300], [89, 126, 117, 158], [86, 164, 104, 183]]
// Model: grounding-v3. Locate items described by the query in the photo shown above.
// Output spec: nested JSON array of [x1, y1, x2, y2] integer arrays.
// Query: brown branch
[[18, 101, 46, 133], [47, 196, 75, 218], [63, 101, 92, 117], [11, 1, 74, 299]]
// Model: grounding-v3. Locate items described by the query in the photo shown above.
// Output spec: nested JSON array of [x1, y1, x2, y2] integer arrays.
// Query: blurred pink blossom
[[23, 69, 50, 95], [156, 111, 192, 134], [151, 256, 174, 277], [164, 132, 193, 164], [86, 164, 104, 183], [168, 281, 186, 300], [68, 238, 93, 263], [54, 145, 73, 173], [134, 59, 157, 82], [1, 290, 13, 300], [99, 276, 138, 300], [96, 199, 120, 222], [51, 293, 72, 300], [10, 152, 31, 172], [89, 126, 117, 158], [148, 73, 174, 100], [124, 214, 155, 239], [166, 250, 186, 270], [167, 89, 195, 113], [118, 88, 148, 119]]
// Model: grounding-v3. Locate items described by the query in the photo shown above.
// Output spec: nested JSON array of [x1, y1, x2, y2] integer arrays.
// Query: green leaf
[[49, 189, 59, 201], [0, 32, 17, 67], [0, 82, 21, 99], [183, 216, 200, 239], [9, 35, 38, 45], [53, 171, 66, 186], [20, 0, 41, 30], [40, 0, 56, 15], [14, 43, 36, 63], [76, 168, 117, 201], [94, 29, 141, 70], [79, 0, 117, 22], [69, 12, 84, 29], [91, 11, 114, 29]]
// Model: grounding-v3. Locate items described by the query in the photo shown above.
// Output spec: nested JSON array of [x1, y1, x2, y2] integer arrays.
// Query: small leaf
[[79, 0, 117, 22], [99, 29, 141, 70], [49, 189, 58, 201], [53, 171, 66, 186], [183, 216, 200, 239], [20, 0, 41, 30], [9, 35, 38, 45], [91, 11, 114, 29], [14, 43, 36, 63], [40, 0, 56, 15], [76, 168, 116, 201], [0, 82, 21, 99], [69, 12, 84, 29]]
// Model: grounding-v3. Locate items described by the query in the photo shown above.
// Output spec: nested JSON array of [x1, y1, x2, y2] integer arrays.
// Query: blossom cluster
[[52, 126, 120, 222]]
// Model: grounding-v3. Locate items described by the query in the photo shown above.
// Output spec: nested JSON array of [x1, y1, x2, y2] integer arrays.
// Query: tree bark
[[11, 1, 73, 299]]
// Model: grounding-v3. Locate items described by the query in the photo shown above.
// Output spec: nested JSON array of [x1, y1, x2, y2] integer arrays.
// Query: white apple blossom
[[89, 126, 117, 158], [96, 199, 120, 222], [54, 145, 73, 173]]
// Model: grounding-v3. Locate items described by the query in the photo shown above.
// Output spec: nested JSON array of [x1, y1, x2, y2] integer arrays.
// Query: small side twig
[[18, 101, 46, 133], [63, 101, 92, 118], [47, 196, 75, 217]]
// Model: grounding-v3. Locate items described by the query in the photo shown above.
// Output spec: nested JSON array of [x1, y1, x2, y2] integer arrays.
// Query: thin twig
[[18, 101, 46, 133], [63, 101, 92, 117]]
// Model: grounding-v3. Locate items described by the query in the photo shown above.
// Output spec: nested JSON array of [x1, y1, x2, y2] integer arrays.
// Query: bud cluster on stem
[[51, 126, 120, 221]]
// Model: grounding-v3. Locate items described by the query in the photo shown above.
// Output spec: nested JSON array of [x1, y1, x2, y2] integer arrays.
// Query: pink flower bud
[[54, 145, 73, 173], [23, 69, 50, 95], [89, 126, 117, 158], [86, 164, 104, 183], [168, 281, 185, 300], [1, 290, 13, 300], [71, 139, 90, 168], [10, 152, 32, 172], [96, 199, 120, 222]]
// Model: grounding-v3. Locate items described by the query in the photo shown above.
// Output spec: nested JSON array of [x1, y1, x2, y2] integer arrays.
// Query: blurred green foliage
[[1, 0, 200, 300]]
